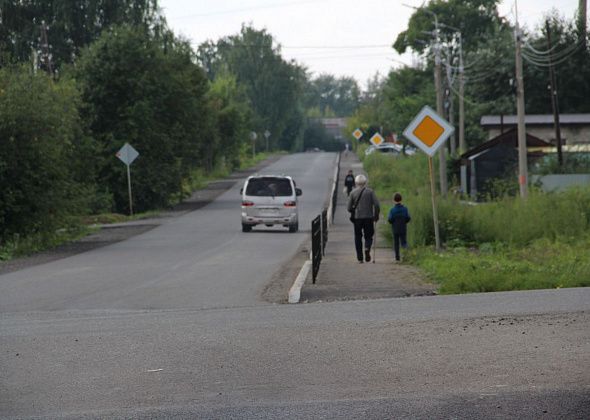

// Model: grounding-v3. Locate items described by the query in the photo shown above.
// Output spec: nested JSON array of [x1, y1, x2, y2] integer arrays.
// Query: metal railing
[[311, 214, 322, 284], [310, 152, 342, 284]]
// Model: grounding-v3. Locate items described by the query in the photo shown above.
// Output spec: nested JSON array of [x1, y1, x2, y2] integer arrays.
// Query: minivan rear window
[[246, 177, 293, 197]]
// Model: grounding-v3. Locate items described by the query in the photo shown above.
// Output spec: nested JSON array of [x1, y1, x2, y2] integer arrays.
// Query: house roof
[[460, 128, 551, 160], [481, 114, 590, 126]]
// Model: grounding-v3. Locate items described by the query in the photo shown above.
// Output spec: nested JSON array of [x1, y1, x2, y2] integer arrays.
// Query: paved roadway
[[1, 152, 589, 419], [0, 153, 336, 313]]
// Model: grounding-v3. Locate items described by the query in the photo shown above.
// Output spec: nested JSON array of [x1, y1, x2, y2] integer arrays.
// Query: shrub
[[0, 66, 91, 241]]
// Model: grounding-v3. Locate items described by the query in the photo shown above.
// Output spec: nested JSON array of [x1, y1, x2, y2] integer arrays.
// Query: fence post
[[311, 215, 322, 284], [321, 208, 328, 256]]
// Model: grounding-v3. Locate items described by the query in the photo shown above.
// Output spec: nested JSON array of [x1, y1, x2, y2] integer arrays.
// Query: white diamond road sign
[[402, 105, 454, 156], [352, 128, 363, 140], [116, 143, 139, 166]]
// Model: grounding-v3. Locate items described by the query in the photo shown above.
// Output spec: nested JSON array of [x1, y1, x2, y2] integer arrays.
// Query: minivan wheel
[[288, 222, 298, 233], [242, 224, 252, 232]]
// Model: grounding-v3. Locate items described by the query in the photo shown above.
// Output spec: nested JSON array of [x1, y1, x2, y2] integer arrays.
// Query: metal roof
[[460, 128, 551, 160], [481, 114, 590, 126]]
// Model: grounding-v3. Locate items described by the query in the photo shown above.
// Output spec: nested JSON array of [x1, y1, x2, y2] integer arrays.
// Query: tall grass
[[363, 152, 590, 294], [365, 152, 590, 247]]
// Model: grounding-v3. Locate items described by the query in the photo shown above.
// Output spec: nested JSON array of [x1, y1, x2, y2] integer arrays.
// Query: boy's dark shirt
[[387, 203, 411, 234], [344, 175, 355, 188]]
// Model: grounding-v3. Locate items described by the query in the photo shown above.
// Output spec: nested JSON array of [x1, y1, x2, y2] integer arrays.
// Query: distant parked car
[[240, 175, 302, 232], [365, 143, 417, 156]]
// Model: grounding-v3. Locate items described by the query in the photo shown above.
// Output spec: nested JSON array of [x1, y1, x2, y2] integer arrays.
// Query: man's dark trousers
[[354, 218, 374, 261]]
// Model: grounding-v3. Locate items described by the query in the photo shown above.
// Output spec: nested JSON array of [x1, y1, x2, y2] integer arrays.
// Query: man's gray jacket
[[347, 186, 380, 220]]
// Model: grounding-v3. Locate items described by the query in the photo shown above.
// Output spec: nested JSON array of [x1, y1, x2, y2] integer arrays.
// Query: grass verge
[[363, 151, 590, 294]]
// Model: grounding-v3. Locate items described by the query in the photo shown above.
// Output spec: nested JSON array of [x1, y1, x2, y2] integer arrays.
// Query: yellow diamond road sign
[[369, 133, 384, 146], [403, 105, 454, 156], [352, 128, 363, 140]]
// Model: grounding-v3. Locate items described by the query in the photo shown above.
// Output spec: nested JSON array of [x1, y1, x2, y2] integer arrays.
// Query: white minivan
[[240, 175, 302, 232]]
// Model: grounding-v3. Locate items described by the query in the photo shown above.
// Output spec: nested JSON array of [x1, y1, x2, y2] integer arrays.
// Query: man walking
[[347, 174, 380, 263], [344, 170, 355, 196]]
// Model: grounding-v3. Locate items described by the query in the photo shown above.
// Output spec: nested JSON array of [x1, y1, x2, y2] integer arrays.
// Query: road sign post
[[116, 143, 139, 216], [264, 130, 271, 152], [403, 106, 454, 251], [250, 131, 257, 159]]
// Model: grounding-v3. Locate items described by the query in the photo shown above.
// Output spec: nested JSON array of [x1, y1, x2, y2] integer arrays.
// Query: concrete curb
[[288, 260, 312, 304]]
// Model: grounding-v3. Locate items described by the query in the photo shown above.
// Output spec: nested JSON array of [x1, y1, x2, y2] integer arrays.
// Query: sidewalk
[[299, 152, 436, 303]]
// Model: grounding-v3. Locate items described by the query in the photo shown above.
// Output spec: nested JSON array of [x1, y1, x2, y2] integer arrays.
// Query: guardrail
[[326, 153, 341, 226]]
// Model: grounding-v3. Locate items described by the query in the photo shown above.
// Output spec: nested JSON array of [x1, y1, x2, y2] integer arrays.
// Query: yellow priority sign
[[369, 133, 384, 146], [403, 106, 454, 156], [352, 128, 363, 140]]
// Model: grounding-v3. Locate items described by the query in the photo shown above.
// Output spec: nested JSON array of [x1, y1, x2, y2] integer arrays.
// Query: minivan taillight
[[242, 201, 255, 207], [284, 201, 297, 207]]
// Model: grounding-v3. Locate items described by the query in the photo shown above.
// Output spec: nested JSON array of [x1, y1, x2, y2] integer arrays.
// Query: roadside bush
[[76, 26, 213, 213], [0, 66, 92, 241]]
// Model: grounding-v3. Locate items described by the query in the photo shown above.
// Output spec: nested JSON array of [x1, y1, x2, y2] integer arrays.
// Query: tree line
[[0, 1, 361, 243]]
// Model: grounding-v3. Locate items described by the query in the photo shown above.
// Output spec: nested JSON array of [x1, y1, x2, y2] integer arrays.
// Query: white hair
[[355, 174, 367, 186]]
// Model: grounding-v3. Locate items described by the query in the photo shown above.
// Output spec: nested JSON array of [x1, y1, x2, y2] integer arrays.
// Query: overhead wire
[[522, 38, 584, 63], [522, 38, 585, 67]]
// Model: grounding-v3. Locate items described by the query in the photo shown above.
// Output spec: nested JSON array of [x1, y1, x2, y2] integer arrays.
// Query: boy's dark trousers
[[354, 218, 374, 261], [393, 231, 407, 261]]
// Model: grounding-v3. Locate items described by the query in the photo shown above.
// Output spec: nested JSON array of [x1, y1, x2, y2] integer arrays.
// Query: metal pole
[[546, 20, 564, 166], [515, 0, 529, 199], [434, 30, 448, 197], [126, 164, 133, 216], [458, 36, 466, 155], [428, 157, 441, 251]]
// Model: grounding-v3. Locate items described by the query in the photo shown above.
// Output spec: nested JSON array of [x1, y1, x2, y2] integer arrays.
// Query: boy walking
[[387, 192, 411, 262]]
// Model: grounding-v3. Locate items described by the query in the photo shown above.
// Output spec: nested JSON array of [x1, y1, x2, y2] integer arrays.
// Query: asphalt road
[[0, 152, 336, 313], [1, 152, 589, 419], [2, 289, 589, 418]]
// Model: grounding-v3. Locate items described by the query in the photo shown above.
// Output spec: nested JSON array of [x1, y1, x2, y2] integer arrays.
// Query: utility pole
[[580, 0, 587, 49], [514, 0, 529, 199], [434, 30, 448, 196], [40, 21, 53, 75], [458, 35, 466, 155], [403, 3, 447, 195], [447, 86, 456, 156], [546, 20, 564, 166]]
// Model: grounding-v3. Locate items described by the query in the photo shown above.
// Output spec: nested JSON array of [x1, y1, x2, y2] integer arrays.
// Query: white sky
[[159, 0, 583, 88]]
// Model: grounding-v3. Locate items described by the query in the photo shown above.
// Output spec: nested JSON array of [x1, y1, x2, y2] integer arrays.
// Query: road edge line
[[288, 260, 312, 303]]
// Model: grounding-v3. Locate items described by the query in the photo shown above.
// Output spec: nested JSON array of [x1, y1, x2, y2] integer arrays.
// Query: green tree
[[394, 0, 506, 55], [198, 25, 307, 152], [305, 74, 360, 117], [208, 74, 252, 169], [76, 25, 211, 212], [0, 65, 90, 239], [522, 13, 590, 114], [0, 0, 164, 70]]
